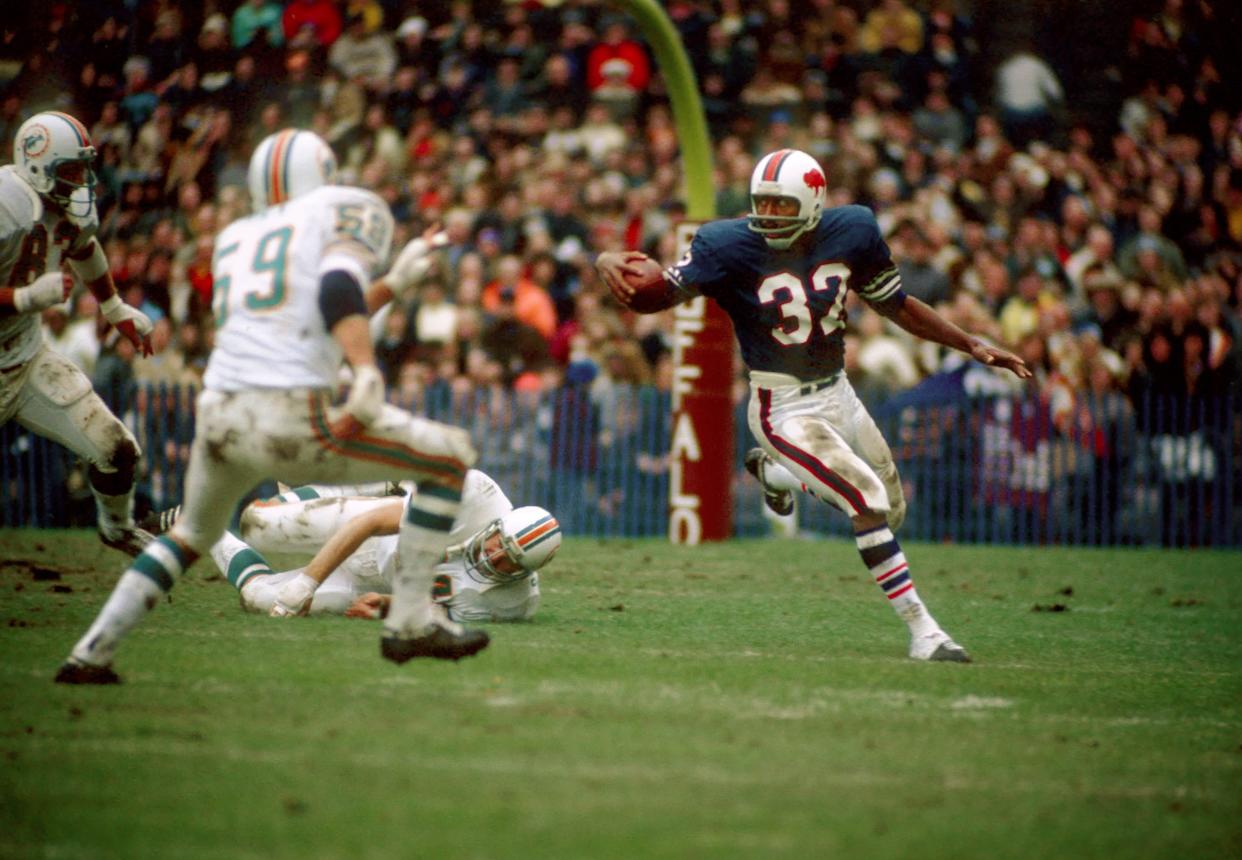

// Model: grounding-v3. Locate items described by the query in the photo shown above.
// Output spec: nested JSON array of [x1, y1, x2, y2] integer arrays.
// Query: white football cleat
[[745, 448, 794, 516], [909, 630, 972, 663]]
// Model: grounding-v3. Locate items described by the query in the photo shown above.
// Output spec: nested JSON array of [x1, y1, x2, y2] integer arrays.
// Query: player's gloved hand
[[270, 573, 318, 617], [13, 272, 72, 314], [329, 364, 385, 439], [387, 225, 448, 294], [100, 293, 154, 357], [345, 592, 390, 620]]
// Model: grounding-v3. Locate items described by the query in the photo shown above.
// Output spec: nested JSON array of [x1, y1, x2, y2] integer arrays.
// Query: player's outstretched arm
[[67, 238, 154, 356], [270, 501, 403, 617], [366, 224, 447, 313], [883, 294, 1032, 379]]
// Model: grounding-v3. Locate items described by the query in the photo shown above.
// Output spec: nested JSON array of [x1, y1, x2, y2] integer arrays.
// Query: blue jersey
[[665, 205, 904, 380]]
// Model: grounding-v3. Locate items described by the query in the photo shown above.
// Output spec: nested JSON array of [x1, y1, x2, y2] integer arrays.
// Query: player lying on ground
[[0, 112, 155, 557], [145, 471, 560, 622], [58, 130, 486, 685], [598, 148, 1032, 663]]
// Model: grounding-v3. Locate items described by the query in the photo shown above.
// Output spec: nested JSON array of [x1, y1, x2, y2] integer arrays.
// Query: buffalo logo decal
[[22, 124, 50, 160], [803, 169, 826, 194]]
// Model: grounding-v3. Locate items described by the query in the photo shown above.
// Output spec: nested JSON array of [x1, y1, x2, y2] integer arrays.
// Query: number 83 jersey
[[204, 185, 393, 392], [665, 205, 904, 381]]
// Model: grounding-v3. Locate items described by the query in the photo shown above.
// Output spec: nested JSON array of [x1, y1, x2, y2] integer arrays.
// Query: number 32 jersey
[[665, 205, 905, 381], [204, 185, 393, 392]]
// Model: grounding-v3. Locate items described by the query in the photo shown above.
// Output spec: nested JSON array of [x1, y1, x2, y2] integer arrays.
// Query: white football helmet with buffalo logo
[[13, 111, 98, 218], [463, 506, 562, 584], [747, 148, 827, 250], [247, 129, 337, 210]]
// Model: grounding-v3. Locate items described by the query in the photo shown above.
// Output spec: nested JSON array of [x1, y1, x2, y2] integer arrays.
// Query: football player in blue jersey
[[597, 148, 1032, 662]]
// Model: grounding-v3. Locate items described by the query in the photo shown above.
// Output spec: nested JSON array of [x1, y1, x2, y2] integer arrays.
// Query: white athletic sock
[[760, 458, 806, 494], [92, 486, 135, 536], [210, 532, 273, 591], [385, 482, 462, 637], [854, 525, 939, 637], [70, 537, 187, 666]]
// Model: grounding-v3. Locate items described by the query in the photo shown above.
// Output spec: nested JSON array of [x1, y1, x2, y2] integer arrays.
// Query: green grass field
[[1, 530, 1240, 859]]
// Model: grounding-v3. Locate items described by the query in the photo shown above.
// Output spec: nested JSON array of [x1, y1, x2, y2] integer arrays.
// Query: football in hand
[[622, 256, 673, 313]]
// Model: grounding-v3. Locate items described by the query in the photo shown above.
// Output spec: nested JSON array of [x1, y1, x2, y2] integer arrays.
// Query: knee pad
[[89, 437, 139, 495]]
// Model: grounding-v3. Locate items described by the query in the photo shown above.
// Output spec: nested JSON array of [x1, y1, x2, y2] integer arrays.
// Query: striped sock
[[71, 536, 189, 665], [386, 481, 463, 636], [855, 525, 939, 637], [209, 532, 273, 590]]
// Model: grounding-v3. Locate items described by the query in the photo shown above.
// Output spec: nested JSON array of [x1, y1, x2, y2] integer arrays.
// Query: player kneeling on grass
[[145, 470, 560, 622], [598, 148, 1033, 663]]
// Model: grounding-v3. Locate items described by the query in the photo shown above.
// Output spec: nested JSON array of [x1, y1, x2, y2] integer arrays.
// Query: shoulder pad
[[0, 166, 42, 225]]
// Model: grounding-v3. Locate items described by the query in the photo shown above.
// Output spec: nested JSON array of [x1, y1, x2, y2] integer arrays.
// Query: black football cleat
[[99, 526, 156, 557], [745, 448, 794, 516], [381, 623, 490, 664], [55, 659, 122, 685], [137, 505, 181, 536]]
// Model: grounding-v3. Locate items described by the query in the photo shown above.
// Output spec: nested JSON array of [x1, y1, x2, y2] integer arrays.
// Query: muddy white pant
[[170, 387, 476, 635], [747, 370, 905, 527], [0, 345, 142, 535]]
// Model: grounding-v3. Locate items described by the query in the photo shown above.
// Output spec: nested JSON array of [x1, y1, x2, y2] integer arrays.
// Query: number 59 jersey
[[665, 205, 905, 381], [203, 185, 393, 392]]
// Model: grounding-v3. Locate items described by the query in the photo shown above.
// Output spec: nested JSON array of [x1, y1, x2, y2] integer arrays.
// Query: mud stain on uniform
[[205, 429, 241, 464], [267, 437, 302, 462]]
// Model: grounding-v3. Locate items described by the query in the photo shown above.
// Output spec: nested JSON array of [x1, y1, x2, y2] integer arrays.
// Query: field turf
[[1, 530, 1240, 859]]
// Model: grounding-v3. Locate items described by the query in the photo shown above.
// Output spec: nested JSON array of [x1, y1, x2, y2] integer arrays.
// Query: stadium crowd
[[2, 0, 1240, 538]]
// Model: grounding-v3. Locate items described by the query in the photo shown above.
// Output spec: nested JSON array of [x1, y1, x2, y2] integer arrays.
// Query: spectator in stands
[[895, 220, 952, 306], [858, 0, 924, 55], [586, 18, 649, 97], [232, 0, 284, 51], [482, 256, 556, 342], [329, 11, 397, 93], [283, 0, 342, 50], [994, 50, 1065, 148]]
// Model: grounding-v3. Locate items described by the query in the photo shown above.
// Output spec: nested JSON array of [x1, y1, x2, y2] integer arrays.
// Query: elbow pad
[[318, 269, 367, 330]]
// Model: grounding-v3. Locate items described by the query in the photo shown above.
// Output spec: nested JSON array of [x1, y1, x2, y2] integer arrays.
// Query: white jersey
[[0, 165, 97, 369], [204, 184, 393, 392]]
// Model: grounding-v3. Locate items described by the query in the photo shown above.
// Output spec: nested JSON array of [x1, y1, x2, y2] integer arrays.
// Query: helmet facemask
[[747, 149, 827, 250], [748, 194, 810, 248], [47, 159, 98, 219], [464, 520, 530, 584], [462, 507, 561, 585]]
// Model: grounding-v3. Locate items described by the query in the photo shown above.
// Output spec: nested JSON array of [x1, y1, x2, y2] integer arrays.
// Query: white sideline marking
[[951, 696, 1014, 710]]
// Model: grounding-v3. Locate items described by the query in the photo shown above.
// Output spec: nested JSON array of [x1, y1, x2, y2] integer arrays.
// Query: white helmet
[[747, 148, 827, 249], [247, 129, 337, 210], [464, 506, 562, 584], [13, 112, 98, 218]]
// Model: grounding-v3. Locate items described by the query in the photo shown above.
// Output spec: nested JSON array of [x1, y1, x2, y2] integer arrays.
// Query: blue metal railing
[[2, 382, 1238, 547]]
